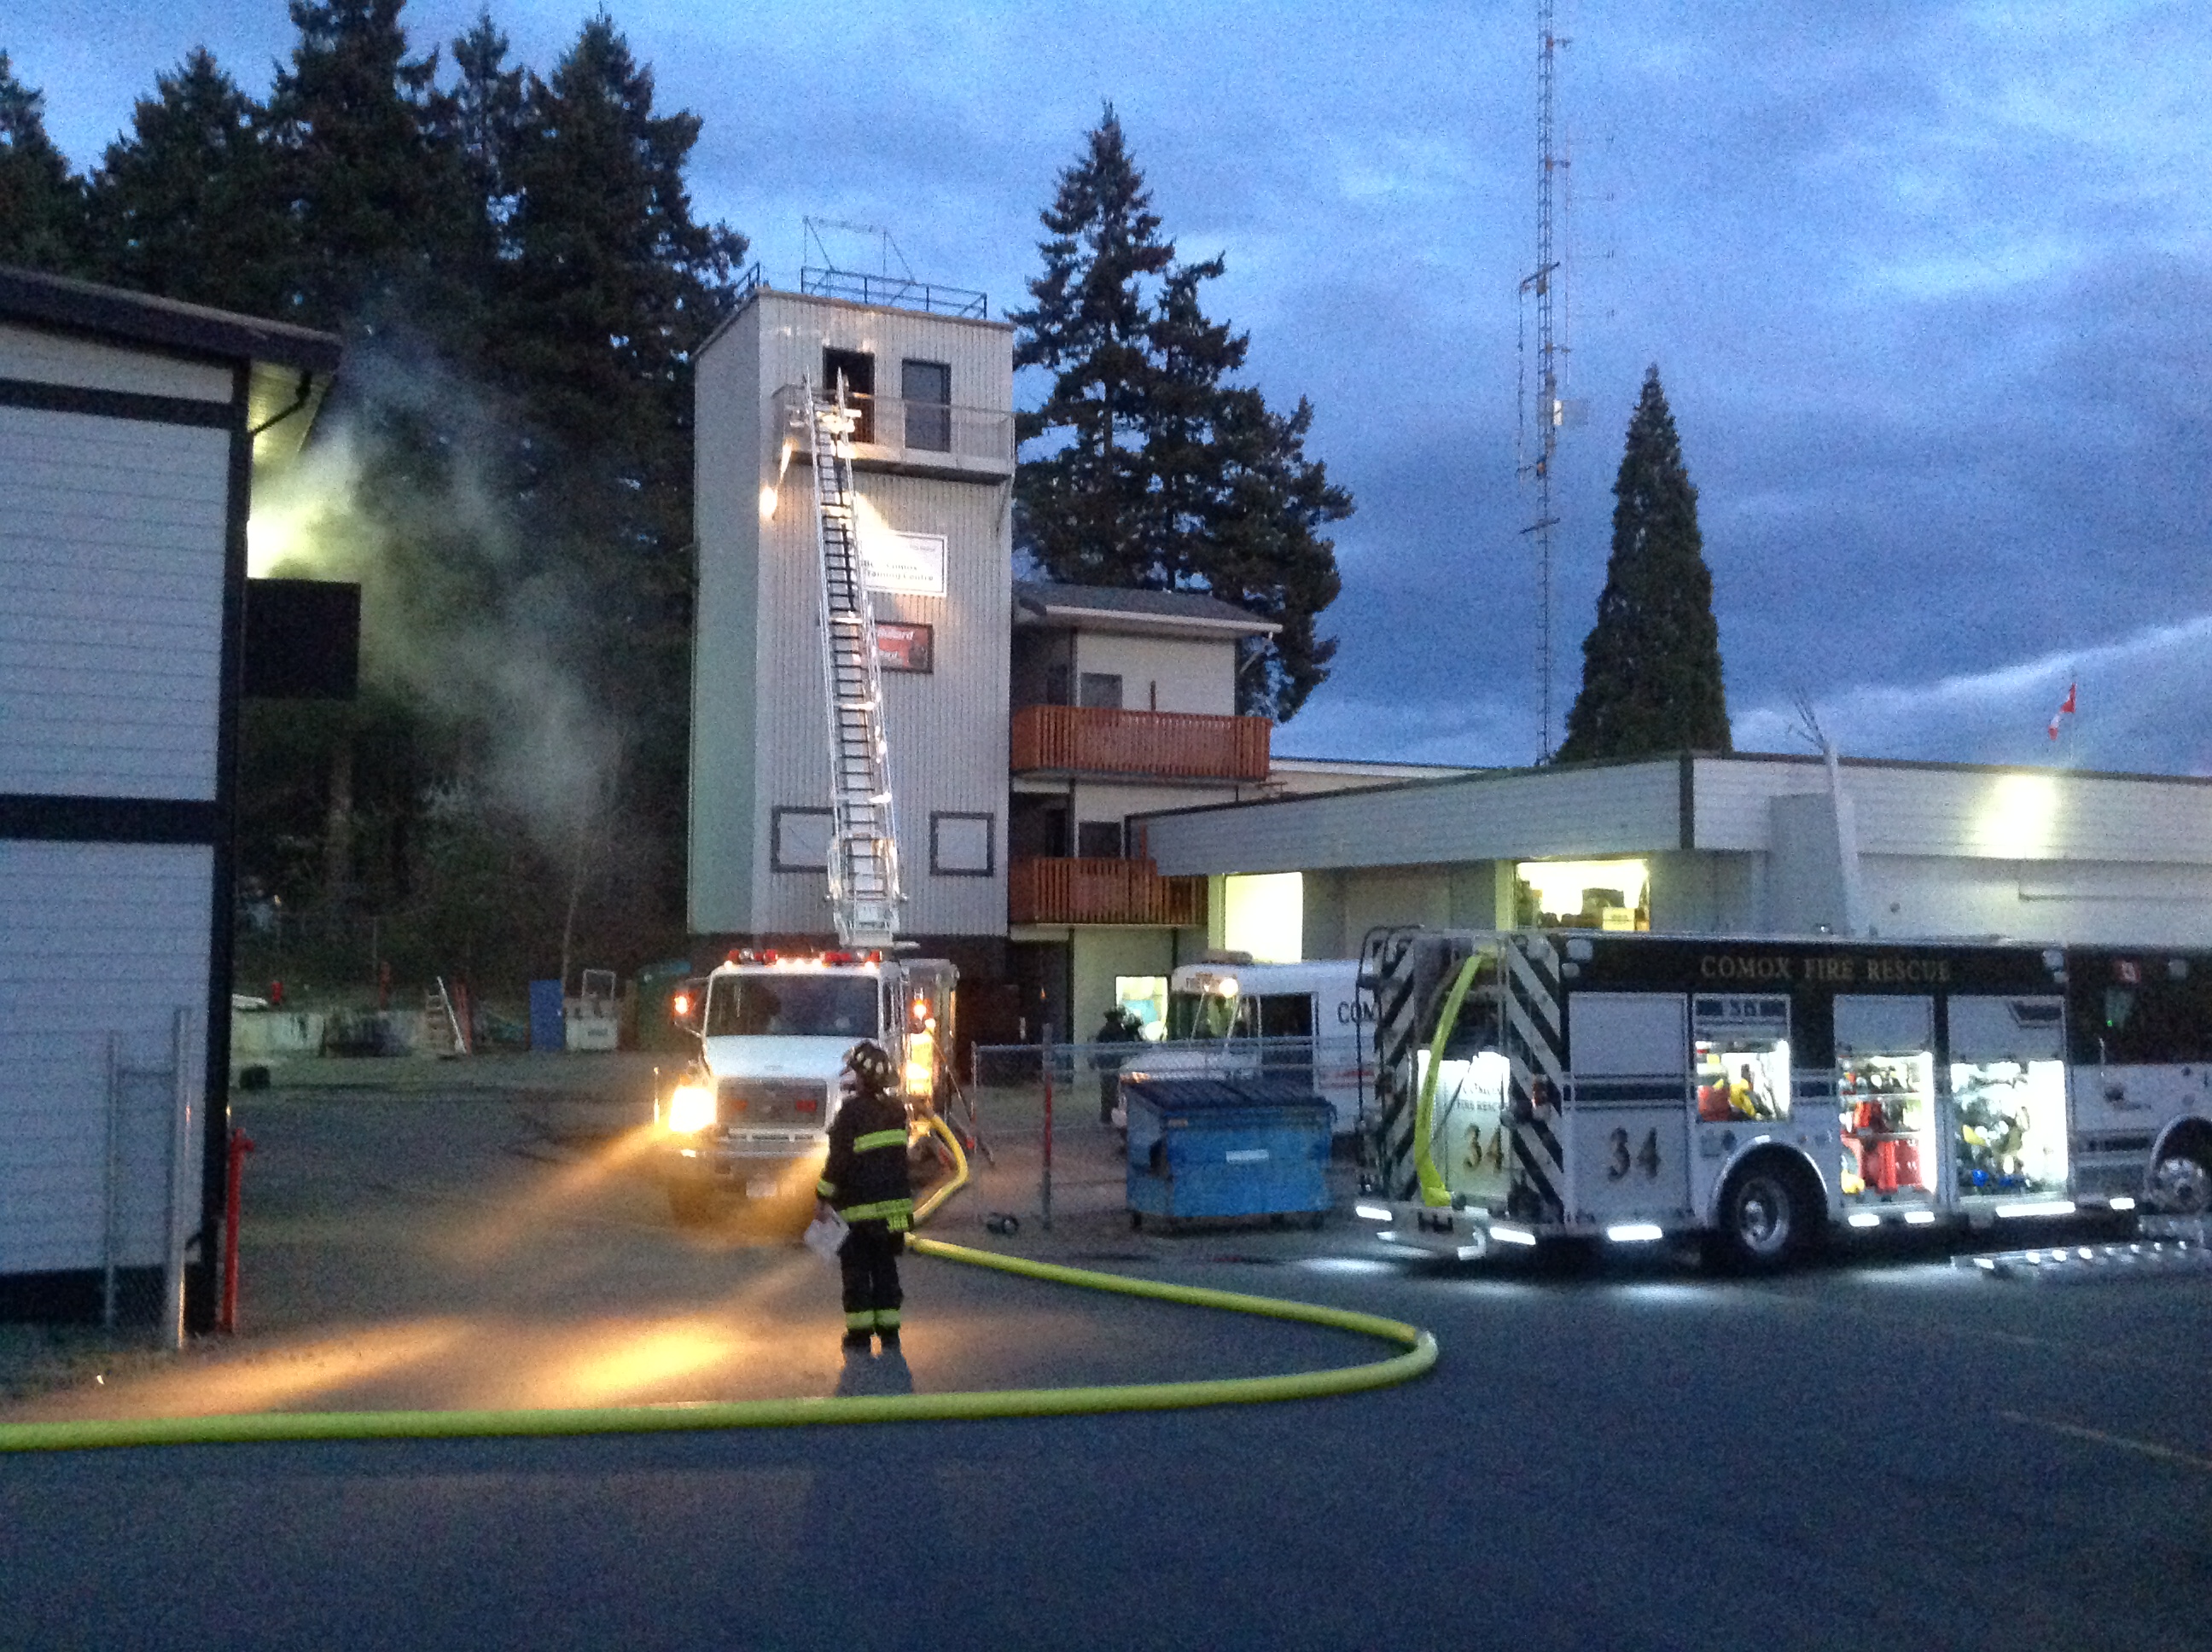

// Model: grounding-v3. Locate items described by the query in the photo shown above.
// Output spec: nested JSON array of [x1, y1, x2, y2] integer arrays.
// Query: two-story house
[[1004, 582, 1280, 1042]]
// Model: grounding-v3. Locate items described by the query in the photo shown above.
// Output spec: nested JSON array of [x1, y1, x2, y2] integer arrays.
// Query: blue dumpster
[[527, 979, 565, 1052], [1124, 1077, 1333, 1228]]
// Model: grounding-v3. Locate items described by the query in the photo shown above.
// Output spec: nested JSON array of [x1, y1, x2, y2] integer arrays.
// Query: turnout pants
[[839, 1221, 904, 1337]]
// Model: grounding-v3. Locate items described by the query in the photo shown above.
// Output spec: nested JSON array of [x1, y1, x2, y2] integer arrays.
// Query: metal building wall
[[690, 288, 1013, 942]]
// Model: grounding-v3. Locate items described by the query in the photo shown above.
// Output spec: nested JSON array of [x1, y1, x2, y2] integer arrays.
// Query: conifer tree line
[[1011, 108, 1350, 719]]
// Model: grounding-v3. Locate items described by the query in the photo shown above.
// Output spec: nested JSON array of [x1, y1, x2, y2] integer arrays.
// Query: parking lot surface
[[6, 1056, 2209, 1650]]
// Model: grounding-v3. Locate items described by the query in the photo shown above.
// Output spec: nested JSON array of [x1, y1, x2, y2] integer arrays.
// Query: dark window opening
[[901, 358, 951, 451], [1044, 665, 1072, 706], [823, 347, 875, 443], [1076, 821, 1124, 859], [1079, 672, 1124, 710]]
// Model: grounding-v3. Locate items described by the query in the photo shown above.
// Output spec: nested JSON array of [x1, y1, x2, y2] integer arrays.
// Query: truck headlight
[[667, 1083, 716, 1133]]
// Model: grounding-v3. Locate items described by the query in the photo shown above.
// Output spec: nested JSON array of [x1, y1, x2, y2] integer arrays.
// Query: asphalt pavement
[[4, 1056, 2209, 1649]]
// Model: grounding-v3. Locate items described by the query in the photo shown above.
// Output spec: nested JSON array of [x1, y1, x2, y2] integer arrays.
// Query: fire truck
[[657, 376, 960, 1223], [1353, 928, 2212, 1267]]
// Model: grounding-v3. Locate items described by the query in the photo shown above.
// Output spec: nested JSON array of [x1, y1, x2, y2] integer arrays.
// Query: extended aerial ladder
[[792, 375, 982, 1203], [798, 376, 902, 949]]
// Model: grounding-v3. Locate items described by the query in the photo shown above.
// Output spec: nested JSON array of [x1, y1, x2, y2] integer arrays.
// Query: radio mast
[[1517, 0, 1569, 760]]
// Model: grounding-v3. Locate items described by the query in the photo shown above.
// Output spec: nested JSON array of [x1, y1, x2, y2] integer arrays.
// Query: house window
[[1079, 672, 1123, 710], [823, 347, 875, 443], [931, 811, 995, 876], [1076, 821, 1124, 859], [771, 807, 832, 872], [901, 359, 951, 451]]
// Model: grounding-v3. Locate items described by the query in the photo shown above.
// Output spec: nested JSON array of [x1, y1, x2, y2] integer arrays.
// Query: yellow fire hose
[[0, 1239, 1435, 1455], [909, 1112, 969, 1226]]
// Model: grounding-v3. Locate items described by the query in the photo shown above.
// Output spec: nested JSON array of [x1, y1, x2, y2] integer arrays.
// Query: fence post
[[160, 1007, 192, 1351], [102, 1032, 120, 1330], [1039, 1024, 1054, 1233]]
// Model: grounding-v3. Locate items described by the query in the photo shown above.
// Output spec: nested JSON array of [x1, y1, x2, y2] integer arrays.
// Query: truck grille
[[717, 1078, 827, 1126]]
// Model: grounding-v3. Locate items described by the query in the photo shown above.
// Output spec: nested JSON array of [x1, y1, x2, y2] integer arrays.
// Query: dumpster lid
[[1121, 1076, 1328, 1111]]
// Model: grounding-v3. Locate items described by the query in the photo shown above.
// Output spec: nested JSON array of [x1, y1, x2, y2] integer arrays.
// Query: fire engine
[[1353, 928, 2212, 1267], [657, 376, 961, 1223]]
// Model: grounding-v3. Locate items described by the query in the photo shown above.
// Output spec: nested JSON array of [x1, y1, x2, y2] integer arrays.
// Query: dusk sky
[[15, 0, 2210, 773]]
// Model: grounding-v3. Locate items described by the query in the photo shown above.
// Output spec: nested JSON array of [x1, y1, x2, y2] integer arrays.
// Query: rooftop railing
[[769, 385, 1013, 474]]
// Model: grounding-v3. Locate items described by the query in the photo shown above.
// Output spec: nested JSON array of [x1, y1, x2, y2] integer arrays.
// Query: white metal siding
[[693, 293, 1012, 939], [1695, 755, 2212, 866], [0, 406, 230, 799], [689, 317, 762, 932], [1146, 759, 1680, 875], [0, 321, 233, 404], [0, 841, 208, 1272]]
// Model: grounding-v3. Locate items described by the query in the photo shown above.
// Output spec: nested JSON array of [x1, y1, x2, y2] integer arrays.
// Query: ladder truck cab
[[1354, 928, 2212, 1269], [659, 950, 953, 1224], [659, 373, 963, 1225]]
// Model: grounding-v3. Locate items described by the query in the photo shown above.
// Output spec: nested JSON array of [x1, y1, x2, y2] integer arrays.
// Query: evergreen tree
[[1010, 104, 1174, 582], [0, 51, 88, 272], [1555, 366, 1732, 762], [265, 0, 474, 330], [1011, 109, 1349, 719], [491, 15, 746, 887], [85, 49, 290, 317]]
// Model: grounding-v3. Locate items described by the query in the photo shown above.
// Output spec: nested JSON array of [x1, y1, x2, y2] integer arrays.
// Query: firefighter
[[817, 1038, 914, 1352]]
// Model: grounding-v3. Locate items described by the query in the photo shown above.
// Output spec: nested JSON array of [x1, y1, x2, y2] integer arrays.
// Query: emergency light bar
[[724, 948, 884, 967]]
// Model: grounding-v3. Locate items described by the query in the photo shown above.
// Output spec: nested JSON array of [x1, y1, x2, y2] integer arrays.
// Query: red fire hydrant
[[220, 1131, 257, 1334]]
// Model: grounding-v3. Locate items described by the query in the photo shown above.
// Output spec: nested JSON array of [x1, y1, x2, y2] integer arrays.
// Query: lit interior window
[[1515, 859, 1650, 930]]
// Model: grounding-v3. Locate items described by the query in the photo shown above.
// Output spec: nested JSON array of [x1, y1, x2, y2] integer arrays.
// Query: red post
[[1040, 1029, 1054, 1232], [220, 1131, 257, 1333]]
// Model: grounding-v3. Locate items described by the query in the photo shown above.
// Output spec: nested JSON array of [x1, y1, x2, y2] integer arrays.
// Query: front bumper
[[664, 1129, 827, 1196]]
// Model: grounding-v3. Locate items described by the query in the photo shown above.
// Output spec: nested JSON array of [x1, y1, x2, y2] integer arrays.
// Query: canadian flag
[[2046, 681, 2078, 741]]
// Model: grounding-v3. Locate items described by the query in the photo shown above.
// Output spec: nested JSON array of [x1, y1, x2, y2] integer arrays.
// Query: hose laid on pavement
[[0, 1237, 1435, 1455]]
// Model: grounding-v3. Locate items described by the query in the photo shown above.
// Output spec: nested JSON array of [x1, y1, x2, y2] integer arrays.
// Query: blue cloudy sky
[[16, 0, 2211, 772]]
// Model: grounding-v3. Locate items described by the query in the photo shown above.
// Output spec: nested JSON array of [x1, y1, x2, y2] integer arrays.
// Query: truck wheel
[[2149, 1143, 2212, 1215], [668, 1183, 719, 1227], [1711, 1160, 1812, 1272]]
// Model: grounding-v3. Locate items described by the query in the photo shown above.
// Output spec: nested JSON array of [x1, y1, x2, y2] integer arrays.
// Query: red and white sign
[[876, 622, 934, 673]]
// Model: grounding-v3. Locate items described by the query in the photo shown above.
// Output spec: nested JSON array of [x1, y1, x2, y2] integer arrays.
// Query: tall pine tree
[[1011, 109, 1349, 719], [1010, 105, 1173, 584], [265, 0, 474, 331], [1555, 366, 1732, 762], [86, 49, 291, 317], [0, 52, 88, 273]]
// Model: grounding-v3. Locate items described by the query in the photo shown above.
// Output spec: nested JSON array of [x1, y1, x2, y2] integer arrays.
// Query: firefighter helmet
[[842, 1038, 897, 1093]]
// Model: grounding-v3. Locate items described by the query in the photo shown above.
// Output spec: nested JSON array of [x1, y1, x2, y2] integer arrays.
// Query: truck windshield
[[705, 974, 878, 1038], [1167, 991, 1249, 1040]]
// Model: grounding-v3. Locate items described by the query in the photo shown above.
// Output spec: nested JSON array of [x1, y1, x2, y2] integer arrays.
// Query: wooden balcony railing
[[1009, 704, 1270, 782], [1008, 858, 1208, 928]]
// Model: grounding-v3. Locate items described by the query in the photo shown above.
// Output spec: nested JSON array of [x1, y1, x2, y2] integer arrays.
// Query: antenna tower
[[1517, 0, 1568, 759]]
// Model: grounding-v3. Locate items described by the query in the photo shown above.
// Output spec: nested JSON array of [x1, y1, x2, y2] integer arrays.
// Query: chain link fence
[[959, 1037, 1370, 1231]]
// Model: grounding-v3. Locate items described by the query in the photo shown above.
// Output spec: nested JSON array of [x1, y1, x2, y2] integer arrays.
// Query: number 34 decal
[[1607, 1127, 1662, 1181]]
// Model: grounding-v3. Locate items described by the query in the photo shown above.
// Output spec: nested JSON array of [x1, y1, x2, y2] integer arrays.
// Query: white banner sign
[[862, 530, 946, 597]]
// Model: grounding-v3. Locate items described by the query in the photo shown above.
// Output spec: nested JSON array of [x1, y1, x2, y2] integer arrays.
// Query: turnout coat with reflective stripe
[[818, 1085, 914, 1229]]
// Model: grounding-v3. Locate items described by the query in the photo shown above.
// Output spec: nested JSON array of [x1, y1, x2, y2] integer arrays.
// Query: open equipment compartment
[[1835, 995, 1938, 1207], [1948, 995, 2068, 1201]]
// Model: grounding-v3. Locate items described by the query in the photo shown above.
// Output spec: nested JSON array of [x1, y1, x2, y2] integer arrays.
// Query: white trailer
[[1353, 929, 2212, 1267]]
